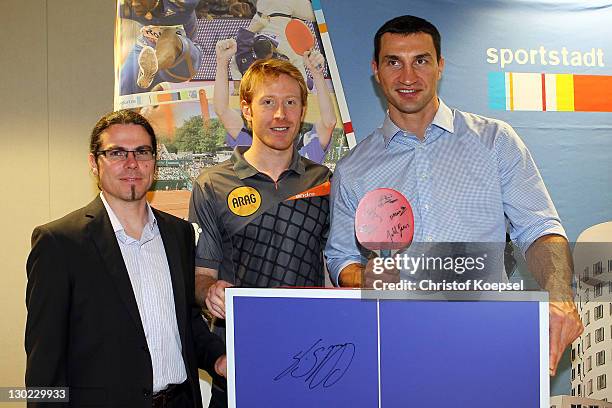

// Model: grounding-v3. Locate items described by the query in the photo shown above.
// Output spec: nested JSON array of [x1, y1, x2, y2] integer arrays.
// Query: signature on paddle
[[363, 193, 400, 224], [387, 221, 410, 242], [273, 338, 356, 390]]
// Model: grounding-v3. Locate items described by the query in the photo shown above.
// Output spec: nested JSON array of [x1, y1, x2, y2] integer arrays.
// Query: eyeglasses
[[97, 148, 155, 162]]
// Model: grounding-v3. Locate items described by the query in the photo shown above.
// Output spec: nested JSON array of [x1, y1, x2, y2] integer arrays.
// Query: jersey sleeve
[[188, 174, 225, 270]]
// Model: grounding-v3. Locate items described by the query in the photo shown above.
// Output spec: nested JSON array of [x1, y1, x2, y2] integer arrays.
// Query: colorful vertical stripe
[[574, 75, 612, 112], [540, 73, 546, 111], [489, 72, 612, 112], [512, 73, 542, 111], [312, 0, 356, 148], [544, 74, 556, 111], [488, 72, 506, 111], [556, 74, 574, 111]]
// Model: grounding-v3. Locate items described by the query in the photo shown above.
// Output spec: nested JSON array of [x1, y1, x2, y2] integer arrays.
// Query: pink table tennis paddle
[[355, 188, 414, 255]]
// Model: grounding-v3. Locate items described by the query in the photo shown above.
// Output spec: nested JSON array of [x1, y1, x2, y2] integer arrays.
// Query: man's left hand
[[549, 300, 583, 376]]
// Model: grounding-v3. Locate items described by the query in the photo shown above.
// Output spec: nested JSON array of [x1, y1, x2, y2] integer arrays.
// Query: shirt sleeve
[[495, 123, 567, 254], [324, 163, 367, 285], [188, 174, 224, 270]]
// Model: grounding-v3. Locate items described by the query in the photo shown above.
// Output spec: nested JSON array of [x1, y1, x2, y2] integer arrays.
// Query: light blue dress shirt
[[100, 193, 187, 392], [325, 100, 566, 285]]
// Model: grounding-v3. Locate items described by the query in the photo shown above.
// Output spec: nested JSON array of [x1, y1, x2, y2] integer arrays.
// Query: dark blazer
[[25, 196, 225, 407]]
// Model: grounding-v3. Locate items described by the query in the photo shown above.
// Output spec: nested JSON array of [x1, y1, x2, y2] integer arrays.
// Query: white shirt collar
[[99, 192, 157, 236]]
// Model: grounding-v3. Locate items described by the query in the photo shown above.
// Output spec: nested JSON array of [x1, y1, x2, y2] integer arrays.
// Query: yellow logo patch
[[227, 186, 261, 217]]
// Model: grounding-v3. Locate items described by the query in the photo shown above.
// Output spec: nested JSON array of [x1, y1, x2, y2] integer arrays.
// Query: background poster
[[114, 0, 348, 217], [316, 0, 612, 396]]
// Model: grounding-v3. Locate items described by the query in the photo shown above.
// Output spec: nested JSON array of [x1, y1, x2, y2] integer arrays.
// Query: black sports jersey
[[189, 146, 331, 288]]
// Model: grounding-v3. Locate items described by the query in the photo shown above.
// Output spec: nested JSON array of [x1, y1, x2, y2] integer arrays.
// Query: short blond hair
[[239, 58, 308, 108]]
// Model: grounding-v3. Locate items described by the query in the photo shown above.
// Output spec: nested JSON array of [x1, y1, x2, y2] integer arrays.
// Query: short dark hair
[[90, 109, 157, 158], [373, 15, 442, 64]]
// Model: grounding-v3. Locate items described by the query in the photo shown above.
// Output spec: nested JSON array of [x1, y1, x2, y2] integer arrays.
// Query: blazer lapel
[[155, 211, 188, 346], [85, 197, 146, 339]]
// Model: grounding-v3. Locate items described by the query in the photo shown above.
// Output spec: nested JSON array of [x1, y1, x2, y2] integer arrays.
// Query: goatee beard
[[131, 185, 136, 201]]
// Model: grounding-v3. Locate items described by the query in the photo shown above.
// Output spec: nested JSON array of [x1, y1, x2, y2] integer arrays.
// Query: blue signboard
[[226, 289, 548, 407]]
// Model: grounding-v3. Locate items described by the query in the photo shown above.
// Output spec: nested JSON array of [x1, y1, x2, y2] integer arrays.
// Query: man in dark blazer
[[25, 110, 226, 408]]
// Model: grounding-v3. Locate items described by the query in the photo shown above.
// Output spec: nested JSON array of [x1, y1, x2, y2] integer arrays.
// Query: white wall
[[0, 1, 115, 404], [0, 4, 216, 405]]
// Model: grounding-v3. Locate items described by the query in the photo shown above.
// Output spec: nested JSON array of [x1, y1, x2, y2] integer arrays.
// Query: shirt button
[[426, 236, 433, 242], [143, 389, 150, 397], [421, 173, 428, 180], [424, 204, 430, 210]]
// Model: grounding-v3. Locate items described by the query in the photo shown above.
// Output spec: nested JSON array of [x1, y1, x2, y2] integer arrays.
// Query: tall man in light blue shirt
[[324, 15, 582, 377]]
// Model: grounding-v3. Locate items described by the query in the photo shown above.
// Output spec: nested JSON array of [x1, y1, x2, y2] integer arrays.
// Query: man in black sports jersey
[[188, 58, 332, 407]]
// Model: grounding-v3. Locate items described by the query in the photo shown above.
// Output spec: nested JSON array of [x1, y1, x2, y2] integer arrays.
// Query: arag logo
[[227, 186, 261, 217]]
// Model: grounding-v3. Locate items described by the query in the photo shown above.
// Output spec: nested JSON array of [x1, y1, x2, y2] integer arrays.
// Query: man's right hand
[[338, 259, 400, 288], [206, 279, 234, 319], [215, 38, 238, 63], [338, 263, 363, 287]]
